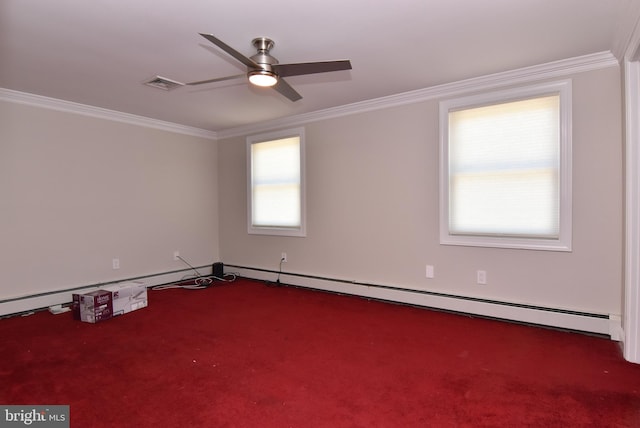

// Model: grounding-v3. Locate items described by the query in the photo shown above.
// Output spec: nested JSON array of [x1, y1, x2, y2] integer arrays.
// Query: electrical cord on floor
[[177, 255, 212, 286], [276, 257, 285, 285], [264, 258, 285, 288], [215, 272, 238, 282], [151, 256, 236, 291]]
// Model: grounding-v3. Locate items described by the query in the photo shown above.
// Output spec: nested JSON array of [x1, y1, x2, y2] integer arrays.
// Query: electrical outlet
[[173, 251, 180, 261], [281, 252, 287, 263], [477, 270, 487, 285], [426, 265, 434, 278], [112, 258, 120, 270]]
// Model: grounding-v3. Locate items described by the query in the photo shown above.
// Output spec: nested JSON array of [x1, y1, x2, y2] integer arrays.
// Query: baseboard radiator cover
[[0, 265, 214, 318], [227, 265, 620, 339]]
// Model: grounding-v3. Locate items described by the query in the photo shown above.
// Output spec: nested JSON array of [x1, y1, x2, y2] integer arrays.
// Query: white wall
[[0, 61, 624, 333], [0, 100, 219, 304], [218, 66, 623, 319]]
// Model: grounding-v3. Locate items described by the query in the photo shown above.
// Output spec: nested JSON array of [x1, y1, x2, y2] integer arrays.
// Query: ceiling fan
[[184, 33, 352, 101]]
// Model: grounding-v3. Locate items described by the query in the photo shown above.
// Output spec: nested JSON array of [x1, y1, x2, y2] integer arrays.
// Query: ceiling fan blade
[[273, 78, 302, 102], [272, 60, 352, 77], [198, 33, 259, 69], [186, 74, 245, 86]]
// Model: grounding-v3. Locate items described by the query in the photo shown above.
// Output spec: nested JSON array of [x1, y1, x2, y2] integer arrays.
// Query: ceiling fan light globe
[[248, 70, 278, 87]]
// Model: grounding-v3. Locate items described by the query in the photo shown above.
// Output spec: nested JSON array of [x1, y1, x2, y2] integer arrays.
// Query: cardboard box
[[72, 281, 147, 323], [73, 290, 113, 323], [103, 281, 148, 316]]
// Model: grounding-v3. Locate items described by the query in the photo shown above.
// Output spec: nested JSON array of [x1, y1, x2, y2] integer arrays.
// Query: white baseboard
[[229, 266, 619, 339], [0, 267, 212, 317], [5, 265, 619, 340]]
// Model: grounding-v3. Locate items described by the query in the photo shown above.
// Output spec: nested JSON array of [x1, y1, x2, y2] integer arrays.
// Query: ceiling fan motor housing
[[250, 37, 279, 71]]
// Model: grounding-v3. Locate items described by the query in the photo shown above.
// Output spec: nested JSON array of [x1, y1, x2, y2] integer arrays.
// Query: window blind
[[448, 95, 560, 238], [251, 136, 301, 228]]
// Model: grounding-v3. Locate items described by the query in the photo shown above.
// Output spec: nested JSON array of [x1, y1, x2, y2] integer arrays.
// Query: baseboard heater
[[226, 264, 620, 340]]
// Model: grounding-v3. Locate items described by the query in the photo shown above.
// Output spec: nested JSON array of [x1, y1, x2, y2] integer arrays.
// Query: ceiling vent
[[143, 76, 184, 91]]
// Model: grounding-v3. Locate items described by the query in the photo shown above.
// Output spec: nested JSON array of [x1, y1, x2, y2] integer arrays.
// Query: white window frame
[[439, 80, 572, 251], [247, 127, 306, 237]]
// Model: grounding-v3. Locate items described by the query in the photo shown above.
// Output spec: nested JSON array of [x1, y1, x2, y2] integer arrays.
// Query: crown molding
[[0, 88, 218, 140], [217, 51, 619, 139], [613, 1, 640, 60], [1, 51, 618, 141]]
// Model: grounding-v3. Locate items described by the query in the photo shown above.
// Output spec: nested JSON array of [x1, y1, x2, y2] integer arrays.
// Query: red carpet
[[1, 278, 639, 427]]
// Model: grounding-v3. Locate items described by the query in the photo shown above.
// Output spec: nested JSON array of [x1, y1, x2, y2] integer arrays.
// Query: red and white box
[[103, 281, 148, 316], [72, 280, 147, 323], [73, 290, 113, 323]]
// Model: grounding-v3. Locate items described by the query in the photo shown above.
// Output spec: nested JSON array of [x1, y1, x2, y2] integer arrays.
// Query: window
[[247, 127, 306, 236], [439, 80, 572, 251]]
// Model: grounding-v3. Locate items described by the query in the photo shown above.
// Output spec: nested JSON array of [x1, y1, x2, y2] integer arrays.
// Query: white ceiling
[[1, 0, 638, 134]]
